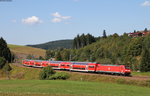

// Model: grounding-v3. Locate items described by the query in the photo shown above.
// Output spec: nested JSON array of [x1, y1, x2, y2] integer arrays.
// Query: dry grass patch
[[8, 44, 45, 57]]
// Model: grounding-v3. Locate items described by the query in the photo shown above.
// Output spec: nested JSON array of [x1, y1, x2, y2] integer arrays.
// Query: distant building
[[128, 31, 150, 37]]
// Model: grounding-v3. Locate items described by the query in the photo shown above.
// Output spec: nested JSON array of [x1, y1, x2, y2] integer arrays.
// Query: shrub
[[39, 66, 55, 80], [2, 63, 12, 80], [0, 57, 6, 69], [49, 72, 70, 80]]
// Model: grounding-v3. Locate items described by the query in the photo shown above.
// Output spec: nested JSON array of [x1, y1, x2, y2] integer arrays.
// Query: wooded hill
[[45, 32, 150, 72], [27, 39, 73, 50]]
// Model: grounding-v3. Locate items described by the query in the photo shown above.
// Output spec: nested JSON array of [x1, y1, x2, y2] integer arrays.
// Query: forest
[[45, 30, 150, 72]]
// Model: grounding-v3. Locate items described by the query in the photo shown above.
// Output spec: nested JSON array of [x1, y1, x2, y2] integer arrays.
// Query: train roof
[[100, 64, 123, 66]]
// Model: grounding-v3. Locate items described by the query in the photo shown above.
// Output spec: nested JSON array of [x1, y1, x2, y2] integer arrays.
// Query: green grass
[[0, 80, 150, 96], [10, 65, 41, 80], [132, 71, 150, 77], [1, 65, 149, 88]]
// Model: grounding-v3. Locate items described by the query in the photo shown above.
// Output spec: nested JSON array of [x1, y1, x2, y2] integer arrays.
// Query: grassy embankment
[[132, 72, 150, 77], [0, 64, 148, 88], [0, 80, 150, 96]]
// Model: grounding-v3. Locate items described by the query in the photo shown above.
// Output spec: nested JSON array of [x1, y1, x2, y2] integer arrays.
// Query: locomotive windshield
[[125, 66, 130, 69]]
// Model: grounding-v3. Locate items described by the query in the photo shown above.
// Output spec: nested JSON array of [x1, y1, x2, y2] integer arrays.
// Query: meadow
[[8, 44, 46, 57], [0, 80, 150, 96]]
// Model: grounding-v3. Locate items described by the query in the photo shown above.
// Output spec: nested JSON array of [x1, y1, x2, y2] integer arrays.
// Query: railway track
[[12, 63, 150, 81]]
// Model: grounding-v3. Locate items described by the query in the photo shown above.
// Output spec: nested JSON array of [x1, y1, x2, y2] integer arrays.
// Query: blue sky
[[0, 0, 150, 45]]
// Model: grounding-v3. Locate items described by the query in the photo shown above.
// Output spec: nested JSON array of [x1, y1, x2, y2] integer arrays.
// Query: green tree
[[76, 34, 81, 49], [0, 37, 14, 62], [61, 49, 70, 61], [73, 37, 77, 49], [39, 66, 56, 80], [55, 51, 62, 61], [0, 57, 6, 69], [80, 34, 86, 48], [39, 56, 44, 60], [140, 49, 150, 72], [112, 33, 119, 38], [86, 33, 96, 45], [144, 28, 148, 32], [103, 30, 107, 38], [134, 30, 136, 33], [45, 50, 56, 60]]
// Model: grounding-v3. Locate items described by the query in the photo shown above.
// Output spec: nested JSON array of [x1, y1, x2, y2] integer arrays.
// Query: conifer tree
[[73, 37, 77, 49], [134, 30, 136, 33], [80, 34, 86, 47], [144, 28, 148, 32], [76, 34, 81, 49], [140, 49, 150, 72], [103, 30, 107, 38], [0, 37, 13, 62]]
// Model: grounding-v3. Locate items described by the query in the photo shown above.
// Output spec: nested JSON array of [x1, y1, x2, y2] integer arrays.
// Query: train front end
[[124, 66, 131, 76]]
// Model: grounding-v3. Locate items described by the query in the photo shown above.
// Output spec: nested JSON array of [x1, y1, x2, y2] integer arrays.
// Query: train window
[[67, 65, 70, 66], [125, 66, 130, 69], [73, 67, 85, 70], [51, 66, 58, 67], [89, 66, 94, 68]]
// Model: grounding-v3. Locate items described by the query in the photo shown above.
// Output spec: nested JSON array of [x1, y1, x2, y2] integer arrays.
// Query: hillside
[[27, 39, 73, 50], [8, 44, 46, 60], [47, 33, 150, 72]]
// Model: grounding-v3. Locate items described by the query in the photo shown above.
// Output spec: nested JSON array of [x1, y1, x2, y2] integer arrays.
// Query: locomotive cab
[[124, 66, 131, 76], [120, 65, 131, 76]]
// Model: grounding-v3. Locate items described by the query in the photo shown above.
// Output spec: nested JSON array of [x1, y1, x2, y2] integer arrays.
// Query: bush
[[0, 57, 6, 69], [49, 72, 70, 80], [39, 66, 56, 80]]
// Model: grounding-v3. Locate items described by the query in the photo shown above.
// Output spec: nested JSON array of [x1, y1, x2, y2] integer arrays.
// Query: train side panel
[[41, 61, 49, 67], [48, 61, 61, 69], [60, 62, 71, 70], [22, 60, 31, 66], [96, 64, 131, 75], [34, 60, 43, 68], [70, 62, 88, 72], [70, 62, 97, 72], [22, 60, 131, 76], [87, 63, 97, 72], [96, 64, 123, 74]]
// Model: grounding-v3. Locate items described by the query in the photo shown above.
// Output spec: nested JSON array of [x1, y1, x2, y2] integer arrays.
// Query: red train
[[22, 60, 131, 76]]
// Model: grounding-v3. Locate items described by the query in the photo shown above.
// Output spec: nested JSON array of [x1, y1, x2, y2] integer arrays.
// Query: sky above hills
[[0, 0, 150, 45]]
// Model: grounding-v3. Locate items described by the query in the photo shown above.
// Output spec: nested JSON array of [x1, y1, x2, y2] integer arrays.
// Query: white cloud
[[51, 18, 62, 23], [61, 16, 71, 20], [141, 1, 150, 6], [51, 12, 71, 23], [22, 16, 42, 24], [52, 12, 61, 18]]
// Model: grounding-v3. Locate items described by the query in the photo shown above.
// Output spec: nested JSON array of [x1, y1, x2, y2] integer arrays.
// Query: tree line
[[0, 37, 14, 79], [73, 33, 96, 49], [45, 31, 150, 72]]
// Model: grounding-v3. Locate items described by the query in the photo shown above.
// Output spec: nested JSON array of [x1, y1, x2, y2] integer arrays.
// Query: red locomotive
[[22, 60, 131, 76]]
